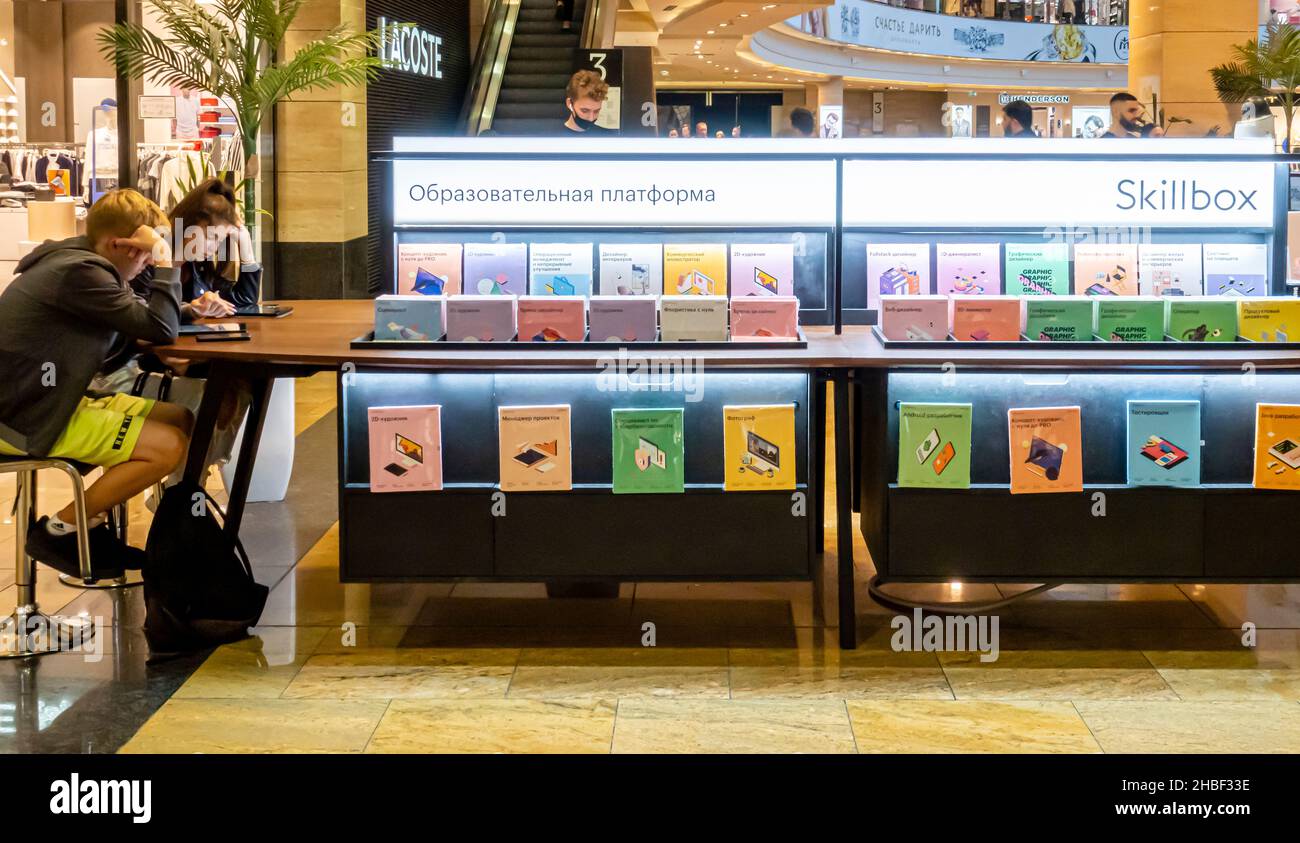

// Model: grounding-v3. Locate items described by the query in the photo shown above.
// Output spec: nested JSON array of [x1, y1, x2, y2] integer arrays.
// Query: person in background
[[695, 121, 709, 138], [561, 70, 612, 135], [714, 130, 725, 139], [1002, 100, 1037, 137], [680, 123, 692, 138], [789, 107, 815, 138], [555, 0, 575, 31], [667, 127, 679, 138], [731, 126, 742, 138], [0, 190, 189, 579], [1103, 92, 1146, 138]]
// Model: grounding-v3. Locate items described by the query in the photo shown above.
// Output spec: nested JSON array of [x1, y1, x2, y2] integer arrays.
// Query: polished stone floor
[[3, 374, 1300, 753]]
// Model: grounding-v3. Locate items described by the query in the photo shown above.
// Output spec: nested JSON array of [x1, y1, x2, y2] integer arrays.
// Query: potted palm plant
[[1211, 21, 1300, 152], [100, 0, 389, 233]]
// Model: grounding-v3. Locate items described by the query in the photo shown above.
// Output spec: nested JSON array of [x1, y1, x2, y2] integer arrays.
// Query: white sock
[[47, 513, 107, 535]]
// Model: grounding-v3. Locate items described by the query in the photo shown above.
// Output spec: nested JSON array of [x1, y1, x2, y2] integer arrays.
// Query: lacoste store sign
[[377, 16, 443, 79]]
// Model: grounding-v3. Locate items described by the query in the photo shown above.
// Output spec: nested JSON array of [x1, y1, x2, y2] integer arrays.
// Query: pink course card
[[730, 296, 799, 340], [367, 405, 442, 493], [517, 296, 587, 342]]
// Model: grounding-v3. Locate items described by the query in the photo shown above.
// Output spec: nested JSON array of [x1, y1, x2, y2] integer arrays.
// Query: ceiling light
[[660, 70, 669, 76], [720, 23, 728, 28], [706, 29, 715, 34], [739, 12, 749, 17]]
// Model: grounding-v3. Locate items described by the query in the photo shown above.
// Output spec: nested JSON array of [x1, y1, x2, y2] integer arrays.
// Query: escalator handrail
[[459, 0, 520, 136]]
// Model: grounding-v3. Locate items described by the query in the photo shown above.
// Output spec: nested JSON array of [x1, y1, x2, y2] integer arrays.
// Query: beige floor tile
[[612, 699, 857, 754], [944, 668, 1176, 701], [365, 698, 616, 753], [119, 699, 389, 754], [282, 648, 519, 699], [507, 647, 730, 701], [847, 700, 1101, 753], [728, 645, 950, 699], [172, 627, 330, 699], [1075, 701, 1300, 753], [1158, 669, 1300, 701], [1143, 629, 1300, 669]]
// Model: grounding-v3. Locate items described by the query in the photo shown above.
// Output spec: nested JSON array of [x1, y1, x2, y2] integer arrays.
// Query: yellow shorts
[[0, 393, 156, 467]]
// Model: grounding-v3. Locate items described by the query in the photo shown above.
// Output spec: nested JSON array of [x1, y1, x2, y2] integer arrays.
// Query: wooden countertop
[[154, 300, 1300, 371]]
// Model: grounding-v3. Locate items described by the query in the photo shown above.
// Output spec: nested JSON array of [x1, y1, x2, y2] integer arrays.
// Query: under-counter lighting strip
[[390, 136, 1277, 157]]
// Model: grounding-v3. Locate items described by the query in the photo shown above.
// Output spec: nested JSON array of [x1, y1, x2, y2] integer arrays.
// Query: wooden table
[[158, 301, 1300, 649]]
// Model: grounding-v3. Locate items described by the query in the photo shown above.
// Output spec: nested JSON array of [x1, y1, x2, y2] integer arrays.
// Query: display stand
[[338, 359, 825, 584]]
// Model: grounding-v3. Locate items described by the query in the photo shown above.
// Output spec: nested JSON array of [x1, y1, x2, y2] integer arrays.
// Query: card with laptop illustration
[[723, 404, 796, 491], [1008, 406, 1083, 494], [367, 405, 443, 493], [729, 243, 794, 297], [498, 405, 572, 492], [1253, 403, 1300, 490], [897, 403, 972, 489], [396, 243, 462, 296]]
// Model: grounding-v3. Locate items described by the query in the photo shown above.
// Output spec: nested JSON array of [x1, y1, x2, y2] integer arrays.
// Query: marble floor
[[3, 373, 1300, 754]]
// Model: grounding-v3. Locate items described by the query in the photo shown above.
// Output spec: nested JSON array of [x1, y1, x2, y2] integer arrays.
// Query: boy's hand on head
[[115, 224, 173, 268]]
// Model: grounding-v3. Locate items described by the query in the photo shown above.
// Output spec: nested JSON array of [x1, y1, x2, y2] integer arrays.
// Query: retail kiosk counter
[[161, 304, 1300, 648]]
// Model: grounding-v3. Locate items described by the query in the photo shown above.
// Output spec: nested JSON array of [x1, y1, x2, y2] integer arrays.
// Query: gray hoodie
[[0, 236, 180, 456]]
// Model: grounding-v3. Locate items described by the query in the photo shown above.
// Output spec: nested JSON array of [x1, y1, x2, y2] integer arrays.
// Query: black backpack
[[142, 478, 269, 655]]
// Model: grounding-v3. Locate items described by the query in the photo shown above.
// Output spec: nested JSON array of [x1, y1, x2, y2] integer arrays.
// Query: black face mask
[[569, 104, 598, 130]]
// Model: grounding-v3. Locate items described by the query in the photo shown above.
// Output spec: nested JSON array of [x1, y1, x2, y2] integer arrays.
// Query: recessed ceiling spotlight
[[739, 12, 749, 17], [706, 29, 715, 34], [719, 22, 728, 28], [660, 70, 669, 76]]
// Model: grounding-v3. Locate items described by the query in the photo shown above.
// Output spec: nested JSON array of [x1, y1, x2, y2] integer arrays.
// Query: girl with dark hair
[[162, 177, 261, 314]]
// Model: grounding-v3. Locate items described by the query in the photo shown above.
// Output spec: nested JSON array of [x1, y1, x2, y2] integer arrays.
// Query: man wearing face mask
[[562, 70, 613, 136], [1103, 92, 1146, 138]]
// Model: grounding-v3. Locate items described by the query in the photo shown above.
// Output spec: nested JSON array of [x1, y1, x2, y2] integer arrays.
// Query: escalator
[[461, 0, 594, 136]]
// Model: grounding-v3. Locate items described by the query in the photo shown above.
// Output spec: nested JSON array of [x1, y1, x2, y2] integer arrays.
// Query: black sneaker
[[25, 517, 125, 581], [88, 523, 148, 570]]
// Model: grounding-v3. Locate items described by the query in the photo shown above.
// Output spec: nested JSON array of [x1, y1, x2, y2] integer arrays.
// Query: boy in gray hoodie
[[0, 189, 193, 579]]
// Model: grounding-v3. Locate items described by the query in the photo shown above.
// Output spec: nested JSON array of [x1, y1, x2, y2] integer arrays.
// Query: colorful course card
[[516, 296, 586, 342], [897, 403, 972, 489], [1073, 243, 1139, 296], [498, 405, 572, 492], [1237, 298, 1300, 343], [528, 243, 593, 296], [368, 405, 442, 493], [396, 243, 462, 295], [1006, 243, 1070, 296], [598, 243, 663, 296], [730, 296, 799, 340], [879, 295, 948, 341], [660, 296, 729, 341], [664, 243, 727, 296], [445, 295, 517, 342], [951, 296, 1021, 342], [1008, 406, 1083, 494], [1096, 297, 1165, 342], [1254, 403, 1300, 490], [723, 404, 796, 491], [1167, 297, 1238, 342], [1127, 400, 1201, 487], [867, 243, 931, 311], [1138, 244, 1203, 297], [936, 243, 1000, 296], [612, 408, 685, 494], [1024, 296, 1095, 341], [1204, 243, 1269, 297], [588, 295, 658, 342], [729, 243, 795, 297], [463, 242, 527, 296], [373, 295, 444, 341]]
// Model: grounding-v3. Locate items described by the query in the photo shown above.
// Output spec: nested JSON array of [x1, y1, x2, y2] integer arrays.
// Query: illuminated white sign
[[377, 17, 443, 79], [392, 158, 837, 227], [842, 159, 1276, 228]]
